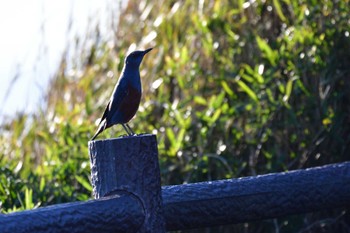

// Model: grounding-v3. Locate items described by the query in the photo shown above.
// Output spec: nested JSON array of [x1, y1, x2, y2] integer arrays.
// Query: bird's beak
[[143, 48, 153, 54]]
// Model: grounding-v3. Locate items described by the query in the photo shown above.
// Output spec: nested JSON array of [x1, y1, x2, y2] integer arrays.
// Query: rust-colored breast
[[118, 84, 142, 123]]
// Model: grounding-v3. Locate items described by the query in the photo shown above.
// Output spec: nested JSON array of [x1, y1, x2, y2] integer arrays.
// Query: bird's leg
[[126, 123, 135, 136], [122, 124, 132, 136]]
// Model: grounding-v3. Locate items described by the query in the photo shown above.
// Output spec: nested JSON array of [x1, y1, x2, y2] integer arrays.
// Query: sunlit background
[[0, 0, 126, 120]]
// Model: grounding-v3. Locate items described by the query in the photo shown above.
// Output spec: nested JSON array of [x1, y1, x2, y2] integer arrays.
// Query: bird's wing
[[96, 100, 111, 126], [108, 79, 129, 118], [91, 100, 111, 140], [95, 78, 129, 126]]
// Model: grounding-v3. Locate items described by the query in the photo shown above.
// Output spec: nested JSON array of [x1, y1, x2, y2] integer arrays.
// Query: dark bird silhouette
[[91, 48, 153, 140]]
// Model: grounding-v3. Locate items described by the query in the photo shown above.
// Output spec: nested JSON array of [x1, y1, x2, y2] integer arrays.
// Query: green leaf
[[194, 96, 207, 105], [256, 36, 278, 66], [175, 128, 186, 152], [283, 79, 293, 102], [211, 109, 222, 124], [237, 80, 258, 102], [24, 188, 34, 210], [174, 110, 185, 128], [221, 81, 234, 97], [75, 175, 92, 192], [166, 128, 176, 148], [213, 91, 226, 108], [273, 0, 288, 23], [39, 177, 45, 192]]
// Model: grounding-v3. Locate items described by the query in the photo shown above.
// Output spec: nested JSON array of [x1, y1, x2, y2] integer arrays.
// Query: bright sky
[[0, 0, 126, 122]]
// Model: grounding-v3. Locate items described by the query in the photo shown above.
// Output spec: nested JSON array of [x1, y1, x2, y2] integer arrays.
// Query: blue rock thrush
[[91, 48, 153, 140]]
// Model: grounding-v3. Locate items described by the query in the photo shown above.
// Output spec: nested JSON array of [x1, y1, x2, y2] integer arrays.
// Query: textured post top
[[88, 133, 165, 232], [88, 134, 158, 198], [89, 133, 155, 145]]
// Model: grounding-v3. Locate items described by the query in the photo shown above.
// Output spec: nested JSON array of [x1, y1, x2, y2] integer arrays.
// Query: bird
[[91, 48, 153, 140]]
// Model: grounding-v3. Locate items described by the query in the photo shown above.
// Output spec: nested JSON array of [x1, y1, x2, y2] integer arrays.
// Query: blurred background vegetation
[[1, 0, 349, 232]]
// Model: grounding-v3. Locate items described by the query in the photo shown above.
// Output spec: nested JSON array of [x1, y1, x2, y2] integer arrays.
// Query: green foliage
[[1, 0, 350, 231]]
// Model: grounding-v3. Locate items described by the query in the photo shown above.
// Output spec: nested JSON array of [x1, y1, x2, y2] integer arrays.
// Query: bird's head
[[125, 48, 153, 67]]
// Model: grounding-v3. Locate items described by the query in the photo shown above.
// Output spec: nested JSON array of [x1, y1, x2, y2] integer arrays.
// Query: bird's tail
[[91, 121, 107, 141]]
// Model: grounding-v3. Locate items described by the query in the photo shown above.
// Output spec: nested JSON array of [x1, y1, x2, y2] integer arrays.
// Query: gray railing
[[1, 134, 349, 232]]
